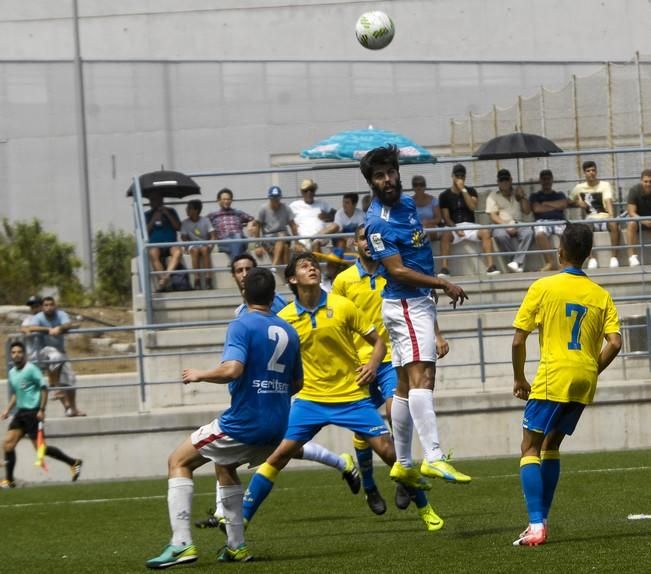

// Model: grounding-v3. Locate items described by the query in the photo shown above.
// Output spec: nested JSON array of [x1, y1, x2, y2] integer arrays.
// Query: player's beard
[[372, 177, 403, 206]]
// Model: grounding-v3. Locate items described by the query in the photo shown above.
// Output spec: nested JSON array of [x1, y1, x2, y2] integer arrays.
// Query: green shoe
[[217, 544, 253, 563], [418, 504, 445, 532], [146, 544, 198, 569], [389, 462, 432, 491], [420, 455, 471, 484]]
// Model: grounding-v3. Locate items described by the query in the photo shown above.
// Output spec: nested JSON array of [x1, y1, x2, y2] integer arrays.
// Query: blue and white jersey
[[218, 310, 302, 445], [365, 195, 434, 300], [235, 293, 289, 317]]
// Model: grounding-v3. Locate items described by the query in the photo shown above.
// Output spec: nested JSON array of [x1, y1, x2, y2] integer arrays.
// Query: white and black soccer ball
[[355, 11, 395, 50]]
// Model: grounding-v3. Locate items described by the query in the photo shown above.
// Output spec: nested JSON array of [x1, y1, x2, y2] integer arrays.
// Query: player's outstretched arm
[[597, 332, 622, 374], [512, 328, 531, 400], [381, 253, 468, 308], [182, 361, 244, 385]]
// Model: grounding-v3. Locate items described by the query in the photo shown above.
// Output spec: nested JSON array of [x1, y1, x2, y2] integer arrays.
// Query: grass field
[[1, 449, 650, 573]]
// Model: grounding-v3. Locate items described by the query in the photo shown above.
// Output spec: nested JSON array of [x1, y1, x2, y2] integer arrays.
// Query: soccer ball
[[355, 11, 395, 50]]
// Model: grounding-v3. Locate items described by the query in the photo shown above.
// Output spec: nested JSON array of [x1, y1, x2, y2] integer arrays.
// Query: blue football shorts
[[284, 398, 390, 442], [522, 399, 585, 436], [368, 361, 398, 409]]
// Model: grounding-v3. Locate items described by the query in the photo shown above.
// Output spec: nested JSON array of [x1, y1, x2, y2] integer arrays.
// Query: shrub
[[94, 228, 136, 306], [0, 218, 84, 305]]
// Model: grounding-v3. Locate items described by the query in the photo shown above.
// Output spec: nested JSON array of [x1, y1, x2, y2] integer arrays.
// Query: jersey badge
[[370, 233, 385, 252]]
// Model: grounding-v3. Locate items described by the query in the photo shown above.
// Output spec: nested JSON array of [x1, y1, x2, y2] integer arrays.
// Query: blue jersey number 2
[[565, 303, 587, 350]]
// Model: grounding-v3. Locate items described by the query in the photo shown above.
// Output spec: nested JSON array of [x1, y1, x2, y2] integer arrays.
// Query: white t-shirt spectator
[[334, 207, 365, 233], [289, 199, 331, 237]]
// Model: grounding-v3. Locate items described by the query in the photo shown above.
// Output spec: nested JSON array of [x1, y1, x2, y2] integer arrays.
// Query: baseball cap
[[268, 185, 282, 198], [300, 178, 318, 192], [26, 295, 43, 306], [497, 168, 512, 180], [452, 164, 466, 177]]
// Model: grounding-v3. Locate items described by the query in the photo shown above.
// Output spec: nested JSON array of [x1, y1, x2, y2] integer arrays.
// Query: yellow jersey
[[332, 260, 392, 364], [513, 269, 620, 404], [278, 290, 376, 403]]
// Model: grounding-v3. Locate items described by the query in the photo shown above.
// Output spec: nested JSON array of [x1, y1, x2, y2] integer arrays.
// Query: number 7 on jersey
[[566, 303, 587, 350]]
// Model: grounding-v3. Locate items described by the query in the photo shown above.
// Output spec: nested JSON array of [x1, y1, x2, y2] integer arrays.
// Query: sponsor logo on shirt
[[411, 229, 426, 247], [370, 233, 385, 252], [252, 379, 290, 394]]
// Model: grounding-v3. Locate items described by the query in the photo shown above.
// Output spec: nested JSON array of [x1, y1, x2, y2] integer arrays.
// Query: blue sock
[[520, 456, 544, 524], [354, 444, 376, 492], [540, 451, 560, 520], [242, 463, 278, 522], [404, 486, 428, 509]]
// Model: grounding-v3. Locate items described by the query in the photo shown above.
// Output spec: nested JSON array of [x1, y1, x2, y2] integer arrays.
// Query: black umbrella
[[472, 132, 563, 160], [126, 170, 201, 198]]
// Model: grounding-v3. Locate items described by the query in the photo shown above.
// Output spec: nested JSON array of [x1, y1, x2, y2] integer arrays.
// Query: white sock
[[215, 480, 224, 518], [301, 441, 345, 471], [221, 484, 245, 549], [408, 388, 443, 463], [167, 477, 194, 547], [390, 395, 413, 467]]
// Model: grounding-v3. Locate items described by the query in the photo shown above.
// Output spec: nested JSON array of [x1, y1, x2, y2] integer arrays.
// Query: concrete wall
[[1, 0, 650, 273], [9, 379, 650, 484]]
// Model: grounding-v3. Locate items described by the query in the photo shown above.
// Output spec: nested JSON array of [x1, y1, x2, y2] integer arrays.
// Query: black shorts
[[8, 409, 40, 439]]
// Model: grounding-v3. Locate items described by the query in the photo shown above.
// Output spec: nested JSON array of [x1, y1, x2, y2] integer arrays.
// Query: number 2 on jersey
[[565, 303, 587, 350], [267, 325, 289, 373]]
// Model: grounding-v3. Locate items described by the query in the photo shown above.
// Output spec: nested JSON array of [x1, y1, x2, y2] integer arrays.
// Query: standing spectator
[[22, 296, 85, 417], [569, 161, 620, 269], [145, 191, 183, 291], [20, 295, 43, 363], [438, 164, 500, 277], [486, 168, 533, 273], [180, 199, 216, 290], [288, 179, 335, 253], [411, 175, 442, 241], [252, 186, 298, 267], [324, 192, 366, 249], [529, 169, 569, 272], [207, 188, 254, 262], [625, 168, 651, 267], [1, 341, 83, 489]]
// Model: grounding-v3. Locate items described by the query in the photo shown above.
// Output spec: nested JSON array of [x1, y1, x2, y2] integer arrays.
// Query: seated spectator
[[180, 199, 216, 289], [529, 169, 569, 271], [411, 175, 442, 240], [324, 192, 365, 249], [145, 191, 183, 291], [289, 179, 335, 253], [626, 168, 651, 267], [570, 160, 620, 269], [486, 168, 533, 273], [22, 296, 84, 417], [438, 163, 500, 277], [252, 186, 298, 267], [20, 295, 44, 364], [207, 188, 254, 262]]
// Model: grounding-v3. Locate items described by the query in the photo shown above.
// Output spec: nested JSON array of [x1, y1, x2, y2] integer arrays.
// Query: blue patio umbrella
[[301, 127, 435, 164]]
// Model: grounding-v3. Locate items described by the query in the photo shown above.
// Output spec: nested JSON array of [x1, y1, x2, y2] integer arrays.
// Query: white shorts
[[191, 419, 277, 469], [534, 222, 565, 236], [450, 222, 482, 245], [586, 213, 609, 231], [382, 296, 437, 367], [39, 347, 76, 386]]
